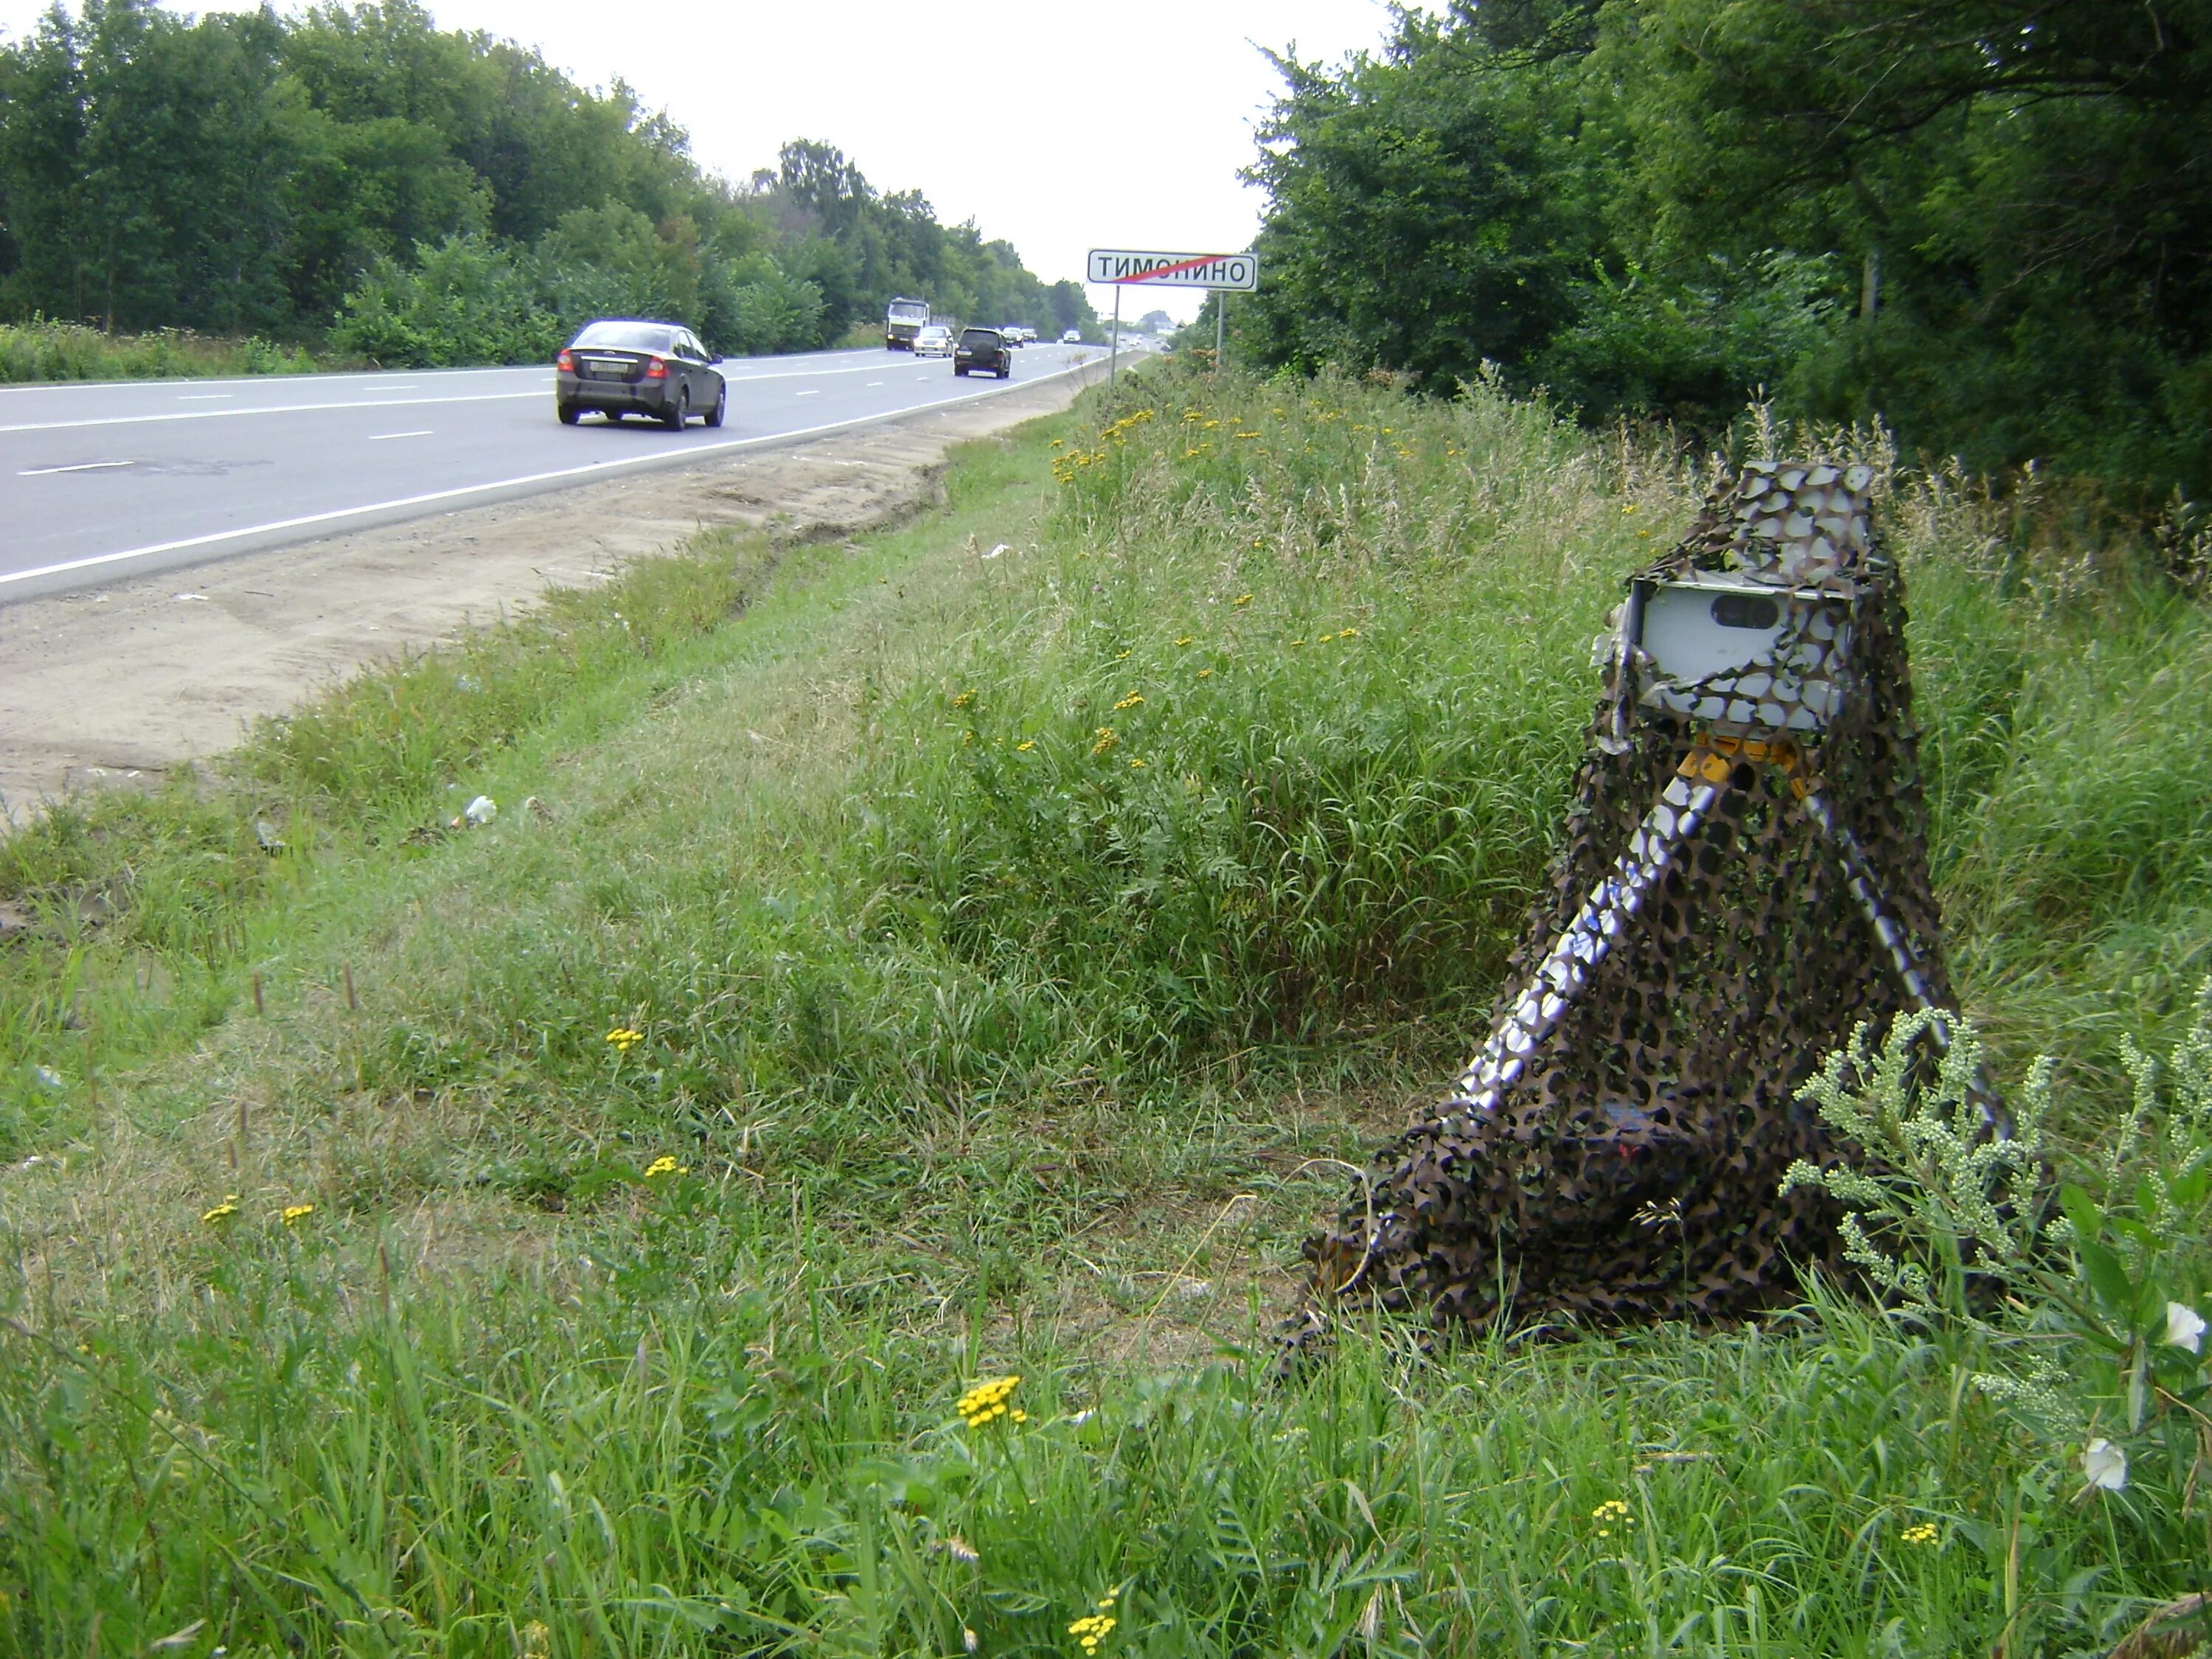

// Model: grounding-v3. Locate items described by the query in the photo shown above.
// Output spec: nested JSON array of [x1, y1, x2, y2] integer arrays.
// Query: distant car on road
[[998, 325, 1028, 347], [955, 327, 1012, 379], [914, 324, 955, 358], [555, 319, 724, 430], [1061, 329, 1082, 344]]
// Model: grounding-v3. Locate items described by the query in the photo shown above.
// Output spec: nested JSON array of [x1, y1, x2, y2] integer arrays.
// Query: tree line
[[1228, 0, 2212, 504], [0, 0, 1096, 364]]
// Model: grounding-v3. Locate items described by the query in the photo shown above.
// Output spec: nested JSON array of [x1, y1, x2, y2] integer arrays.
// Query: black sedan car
[[953, 327, 1012, 379], [555, 319, 726, 428]]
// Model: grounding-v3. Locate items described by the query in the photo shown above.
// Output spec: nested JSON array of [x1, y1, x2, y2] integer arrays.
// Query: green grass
[[1, 364, 2208, 1656], [0, 318, 324, 383]]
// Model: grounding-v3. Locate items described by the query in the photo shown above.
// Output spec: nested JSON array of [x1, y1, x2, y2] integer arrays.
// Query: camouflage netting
[[1292, 461, 1961, 1342]]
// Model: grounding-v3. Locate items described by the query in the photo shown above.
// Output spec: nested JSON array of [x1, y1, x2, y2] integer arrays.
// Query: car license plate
[[585, 360, 627, 379]]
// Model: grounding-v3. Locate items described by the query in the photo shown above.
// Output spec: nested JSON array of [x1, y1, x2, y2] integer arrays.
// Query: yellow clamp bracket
[[1680, 731, 1815, 792], [1675, 746, 1734, 785]]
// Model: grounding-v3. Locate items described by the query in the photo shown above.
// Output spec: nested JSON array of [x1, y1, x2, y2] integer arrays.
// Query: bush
[[0, 317, 316, 383], [330, 234, 558, 367]]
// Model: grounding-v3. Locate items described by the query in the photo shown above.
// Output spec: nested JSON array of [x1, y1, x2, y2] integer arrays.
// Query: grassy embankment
[[3, 362, 2211, 1656]]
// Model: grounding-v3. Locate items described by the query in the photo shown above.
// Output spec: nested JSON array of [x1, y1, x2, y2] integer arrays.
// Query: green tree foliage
[[0, 1, 1093, 364], [1241, 0, 2212, 500]]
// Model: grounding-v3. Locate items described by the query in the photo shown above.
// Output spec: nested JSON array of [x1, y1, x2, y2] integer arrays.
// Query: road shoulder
[[0, 363, 1110, 819]]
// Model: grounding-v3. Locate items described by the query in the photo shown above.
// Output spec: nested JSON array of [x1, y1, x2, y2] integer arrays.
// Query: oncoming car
[[1060, 329, 1082, 344], [914, 324, 955, 358], [555, 319, 725, 429]]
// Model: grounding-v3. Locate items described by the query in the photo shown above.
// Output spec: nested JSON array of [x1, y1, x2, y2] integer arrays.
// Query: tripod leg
[[1797, 787, 2004, 1130], [1447, 748, 1733, 1121]]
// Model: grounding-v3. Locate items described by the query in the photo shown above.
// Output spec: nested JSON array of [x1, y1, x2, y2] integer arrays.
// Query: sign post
[[1087, 248, 1259, 385]]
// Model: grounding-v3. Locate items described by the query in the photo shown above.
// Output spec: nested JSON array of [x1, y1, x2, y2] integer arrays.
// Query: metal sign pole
[[1215, 293, 1225, 372], [1110, 286, 1121, 391]]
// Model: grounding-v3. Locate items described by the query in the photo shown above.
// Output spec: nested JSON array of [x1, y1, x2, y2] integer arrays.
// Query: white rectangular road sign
[[1087, 248, 1259, 291]]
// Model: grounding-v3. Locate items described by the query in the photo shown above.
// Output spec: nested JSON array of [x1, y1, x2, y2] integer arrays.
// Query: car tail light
[[644, 357, 669, 379], [555, 349, 575, 372]]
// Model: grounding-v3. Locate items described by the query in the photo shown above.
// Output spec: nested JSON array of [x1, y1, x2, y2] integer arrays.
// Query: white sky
[[0, 0, 1405, 325]]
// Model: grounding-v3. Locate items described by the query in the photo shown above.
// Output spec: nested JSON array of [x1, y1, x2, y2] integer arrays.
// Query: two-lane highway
[[0, 341, 1110, 602]]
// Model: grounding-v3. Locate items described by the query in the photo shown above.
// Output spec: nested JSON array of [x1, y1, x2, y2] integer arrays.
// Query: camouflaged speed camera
[[1626, 571, 1855, 734], [1605, 462, 1875, 743], [1287, 454, 2000, 1357]]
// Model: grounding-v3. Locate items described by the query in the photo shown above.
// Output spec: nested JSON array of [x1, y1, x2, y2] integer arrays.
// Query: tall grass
[[2, 363, 2209, 1655], [0, 318, 320, 383], [1, 1215, 2186, 1658]]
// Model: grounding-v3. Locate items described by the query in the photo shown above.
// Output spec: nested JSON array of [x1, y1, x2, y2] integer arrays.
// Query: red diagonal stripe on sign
[[1108, 253, 1227, 283]]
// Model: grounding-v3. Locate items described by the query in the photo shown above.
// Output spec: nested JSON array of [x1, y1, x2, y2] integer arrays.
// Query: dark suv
[[953, 327, 1012, 379], [555, 319, 726, 428]]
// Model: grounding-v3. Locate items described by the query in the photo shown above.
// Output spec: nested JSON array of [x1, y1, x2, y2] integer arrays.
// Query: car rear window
[[571, 322, 676, 352], [960, 330, 1001, 347]]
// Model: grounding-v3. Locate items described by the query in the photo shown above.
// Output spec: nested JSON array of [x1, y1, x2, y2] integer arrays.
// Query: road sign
[[1087, 248, 1259, 291]]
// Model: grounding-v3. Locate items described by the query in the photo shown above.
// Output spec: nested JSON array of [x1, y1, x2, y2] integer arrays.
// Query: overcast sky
[[0, 0, 1407, 324]]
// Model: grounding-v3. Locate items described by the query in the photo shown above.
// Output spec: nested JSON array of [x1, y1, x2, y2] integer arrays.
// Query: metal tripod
[[1446, 733, 1996, 1127]]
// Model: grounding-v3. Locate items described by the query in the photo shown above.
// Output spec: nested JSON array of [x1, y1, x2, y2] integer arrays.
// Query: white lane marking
[[176, 393, 233, 401], [18, 459, 133, 476], [0, 355, 974, 433], [1, 357, 1101, 593], [367, 430, 434, 441], [866, 380, 884, 386], [0, 349, 884, 399], [0, 390, 542, 434], [796, 389, 819, 397]]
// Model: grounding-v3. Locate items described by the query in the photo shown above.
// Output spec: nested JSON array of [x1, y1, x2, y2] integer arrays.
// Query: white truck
[[885, 296, 930, 350]]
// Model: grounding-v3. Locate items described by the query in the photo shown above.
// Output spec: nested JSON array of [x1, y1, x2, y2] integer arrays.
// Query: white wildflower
[[2081, 1437, 2128, 1492]]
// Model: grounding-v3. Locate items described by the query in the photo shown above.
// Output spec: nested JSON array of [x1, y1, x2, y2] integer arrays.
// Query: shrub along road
[[0, 343, 1112, 602]]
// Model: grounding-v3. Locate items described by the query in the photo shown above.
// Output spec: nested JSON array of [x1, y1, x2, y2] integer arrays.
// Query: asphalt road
[[0, 341, 1116, 602]]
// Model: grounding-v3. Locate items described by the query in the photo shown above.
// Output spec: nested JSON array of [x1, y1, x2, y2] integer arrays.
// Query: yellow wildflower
[[1900, 1522, 1940, 1547], [1091, 727, 1119, 756], [1590, 1498, 1635, 1538], [1016, 740, 1036, 752], [956, 1374, 1021, 1428], [605, 1026, 643, 1053], [1113, 692, 1144, 711], [281, 1204, 314, 1226], [201, 1195, 239, 1225], [1174, 636, 1194, 646], [644, 1155, 688, 1179], [1196, 668, 1214, 678], [1116, 649, 1132, 660], [1233, 593, 1253, 606], [1289, 639, 1306, 648], [1068, 1611, 1117, 1653], [952, 689, 975, 707], [1338, 627, 1360, 639], [1129, 758, 1146, 769]]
